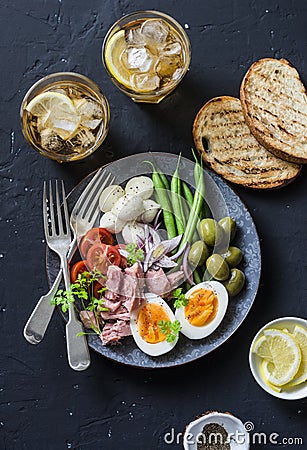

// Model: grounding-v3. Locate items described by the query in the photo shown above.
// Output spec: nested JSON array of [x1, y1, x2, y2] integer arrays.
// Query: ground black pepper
[[197, 422, 230, 450]]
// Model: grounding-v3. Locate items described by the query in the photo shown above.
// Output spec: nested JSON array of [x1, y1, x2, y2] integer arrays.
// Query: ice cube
[[122, 47, 154, 72], [69, 128, 95, 149], [40, 128, 65, 152], [161, 41, 182, 56], [82, 118, 103, 130], [155, 55, 182, 79], [74, 98, 103, 119], [125, 28, 145, 46], [172, 68, 184, 81], [131, 73, 160, 92], [50, 118, 80, 135], [140, 19, 169, 45], [37, 116, 47, 133], [73, 98, 103, 129]]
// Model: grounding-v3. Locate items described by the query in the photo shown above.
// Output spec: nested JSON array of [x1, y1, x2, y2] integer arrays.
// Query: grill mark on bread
[[247, 92, 307, 126], [213, 157, 285, 174], [244, 76, 307, 122], [250, 112, 298, 139], [255, 102, 307, 129], [250, 72, 307, 109]]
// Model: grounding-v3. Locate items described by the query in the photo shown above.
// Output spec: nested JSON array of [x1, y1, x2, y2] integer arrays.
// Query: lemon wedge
[[26, 92, 80, 139], [252, 334, 272, 361], [263, 329, 301, 386], [104, 30, 132, 89], [287, 325, 307, 387]]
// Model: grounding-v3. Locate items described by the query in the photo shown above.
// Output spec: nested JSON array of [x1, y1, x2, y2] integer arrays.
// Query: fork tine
[[87, 209, 101, 230], [42, 181, 50, 238], [83, 175, 115, 222], [78, 172, 113, 219], [49, 180, 56, 236], [55, 180, 63, 235], [61, 180, 70, 234], [73, 167, 103, 214]]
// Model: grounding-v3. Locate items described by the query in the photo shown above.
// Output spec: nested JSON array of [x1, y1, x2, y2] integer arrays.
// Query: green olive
[[206, 254, 229, 281], [223, 268, 245, 297], [220, 246, 243, 268], [188, 241, 210, 267], [218, 217, 237, 242], [199, 218, 224, 246]]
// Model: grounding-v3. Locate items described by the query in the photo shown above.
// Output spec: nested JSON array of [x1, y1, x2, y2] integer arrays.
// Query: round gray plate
[[46, 153, 261, 369]]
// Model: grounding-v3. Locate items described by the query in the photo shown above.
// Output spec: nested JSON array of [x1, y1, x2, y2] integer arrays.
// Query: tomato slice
[[70, 260, 90, 283], [87, 243, 121, 275], [93, 281, 105, 299], [79, 228, 114, 258]]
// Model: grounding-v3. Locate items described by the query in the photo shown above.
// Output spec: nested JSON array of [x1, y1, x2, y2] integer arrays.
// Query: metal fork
[[43, 180, 91, 371], [23, 169, 114, 346]]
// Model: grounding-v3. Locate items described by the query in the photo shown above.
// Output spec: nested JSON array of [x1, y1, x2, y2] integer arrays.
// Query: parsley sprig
[[126, 243, 145, 265], [52, 270, 108, 336], [173, 288, 189, 309], [158, 319, 182, 343]]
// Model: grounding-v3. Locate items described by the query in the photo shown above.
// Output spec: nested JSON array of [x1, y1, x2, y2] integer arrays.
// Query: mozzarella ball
[[122, 222, 145, 244], [99, 185, 125, 212], [139, 199, 160, 223], [125, 176, 154, 199], [111, 194, 144, 222], [99, 212, 125, 234]]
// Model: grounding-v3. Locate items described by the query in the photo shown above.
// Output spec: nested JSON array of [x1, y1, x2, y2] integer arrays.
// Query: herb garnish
[[126, 243, 145, 265], [158, 319, 182, 342], [52, 271, 108, 336], [173, 288, 189, 309]]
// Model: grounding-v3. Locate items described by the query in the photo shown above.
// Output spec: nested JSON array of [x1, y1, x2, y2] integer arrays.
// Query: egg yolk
[[137, 303, 170, 344], [185, 288, 218, 327]]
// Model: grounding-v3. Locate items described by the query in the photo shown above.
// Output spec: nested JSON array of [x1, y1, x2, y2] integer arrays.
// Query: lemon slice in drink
[[26, 92, 81, 139], [252, 335, 272, 361], [287, 325, 307, 387], [104, 30, 132, 89], [263, 329, 301, 386]]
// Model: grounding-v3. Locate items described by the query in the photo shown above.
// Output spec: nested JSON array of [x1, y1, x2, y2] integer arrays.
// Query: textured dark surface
[[0, 0, 306, 449]]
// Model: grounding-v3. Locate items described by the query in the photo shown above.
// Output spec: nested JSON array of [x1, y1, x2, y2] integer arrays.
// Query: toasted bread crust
[[192, 96, 301, 189], [240, 58, 307, 164]]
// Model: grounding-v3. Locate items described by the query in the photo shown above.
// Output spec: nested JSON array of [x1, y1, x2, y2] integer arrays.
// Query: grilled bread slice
[[240, 58, 307, 164], [192, 96, 301, 189]]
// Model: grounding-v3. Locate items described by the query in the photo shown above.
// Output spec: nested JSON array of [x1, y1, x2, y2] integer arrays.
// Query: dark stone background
[[0, 0, 306, 449]]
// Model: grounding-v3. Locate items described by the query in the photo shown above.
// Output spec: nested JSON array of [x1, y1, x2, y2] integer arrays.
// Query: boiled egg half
[[175, 281, 228, 339], [130, 293, 178, 356]]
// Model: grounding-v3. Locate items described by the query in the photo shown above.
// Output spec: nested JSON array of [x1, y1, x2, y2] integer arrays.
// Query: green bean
[[179, 157, 205, 249], [144, 159, 170, 190], [182, 181, 194, 207], [158, 171, 170, 191], [182, 180, 202, 241], [185, 281, 191, 292], [193, 268, 202, 284], [171, 155, 185, 235], [192, 149, 209, 219], [182, 198, 200, 242], [152, 171, 177, 239]]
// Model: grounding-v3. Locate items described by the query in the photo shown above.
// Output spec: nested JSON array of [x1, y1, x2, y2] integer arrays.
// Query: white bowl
[[249, 316, 307, 400], [183, 411, 249, 450]]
